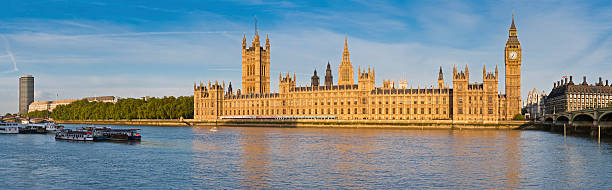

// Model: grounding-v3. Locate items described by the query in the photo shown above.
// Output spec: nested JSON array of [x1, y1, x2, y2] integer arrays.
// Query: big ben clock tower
[[505, 13, 521, 119]]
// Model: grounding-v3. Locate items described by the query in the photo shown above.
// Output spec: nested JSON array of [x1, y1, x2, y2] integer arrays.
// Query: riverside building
[[194, 15, 523, 122], [543, 76, 612, 114], [19, 75, 34, 114]]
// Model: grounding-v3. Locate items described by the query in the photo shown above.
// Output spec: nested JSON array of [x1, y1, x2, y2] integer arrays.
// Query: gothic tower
[[437, 66, 444, 89], [505, 13, 522, 118], [311, 69, 320, 87], [338, 36, 354, 86], [325, 62, 333, 87], [241, 27, 270, 94]]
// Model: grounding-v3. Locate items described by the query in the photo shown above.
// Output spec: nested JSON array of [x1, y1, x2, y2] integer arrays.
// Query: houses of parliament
[[194, 16, 522, 122]]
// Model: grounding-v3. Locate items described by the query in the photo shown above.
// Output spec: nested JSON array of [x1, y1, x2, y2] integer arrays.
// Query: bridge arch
[[556, 116, 570, 124], [544, 117, 553, 123], [572, 114, 595, 126], [598, 111, 612, 122]]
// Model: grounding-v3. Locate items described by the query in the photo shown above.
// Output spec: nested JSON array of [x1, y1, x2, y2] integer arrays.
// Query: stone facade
[[241, 32, 270, 94], [29, 99, 78, 112], [194, 16, 522, 122], [543, 76, 612, 114], [523, 88, 546, 120]]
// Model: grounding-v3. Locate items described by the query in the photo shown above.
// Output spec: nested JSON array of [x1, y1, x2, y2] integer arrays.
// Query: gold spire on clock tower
[[505, 13, 522, 119]]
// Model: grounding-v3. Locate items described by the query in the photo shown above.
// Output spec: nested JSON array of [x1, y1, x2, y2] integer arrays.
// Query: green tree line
[[47, 96, 193, 120], [22, 110, 51, 118]]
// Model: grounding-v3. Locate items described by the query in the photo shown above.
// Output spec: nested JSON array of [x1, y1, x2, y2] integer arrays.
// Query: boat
[[55, 129, 93, 141], [76, 126, 141, 141], [209, 127, 218, 132], [27, 121, 63, 133], [0, 122, 20, 134], [19, 125, 46, 134]]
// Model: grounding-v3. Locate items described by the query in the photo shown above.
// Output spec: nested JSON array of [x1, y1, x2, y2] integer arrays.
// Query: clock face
[[509, 51, 518, 59]]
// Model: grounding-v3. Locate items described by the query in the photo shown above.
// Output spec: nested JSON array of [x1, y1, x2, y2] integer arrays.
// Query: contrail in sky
[[65, 31, 240, 38], [1, 35, 19, 73]]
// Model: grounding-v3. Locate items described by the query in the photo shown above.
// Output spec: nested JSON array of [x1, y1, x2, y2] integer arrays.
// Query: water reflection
[[184, 127, 612, 189]]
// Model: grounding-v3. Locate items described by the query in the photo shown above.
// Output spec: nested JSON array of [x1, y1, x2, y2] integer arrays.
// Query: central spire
[[342, 35, 350, 64]]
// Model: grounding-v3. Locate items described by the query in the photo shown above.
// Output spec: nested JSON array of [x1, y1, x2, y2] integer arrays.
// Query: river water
[[1, 124, 611, 189]]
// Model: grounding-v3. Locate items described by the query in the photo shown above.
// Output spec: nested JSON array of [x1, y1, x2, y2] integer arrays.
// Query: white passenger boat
[[55, 129, 94, 141], [0, 122, 20, 134]]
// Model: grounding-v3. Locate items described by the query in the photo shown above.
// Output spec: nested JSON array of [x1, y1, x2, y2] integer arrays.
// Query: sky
[[1, 0, 611, 114]]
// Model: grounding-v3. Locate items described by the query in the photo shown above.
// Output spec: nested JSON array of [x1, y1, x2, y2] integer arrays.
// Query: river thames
[[1, 124, 611, 189]]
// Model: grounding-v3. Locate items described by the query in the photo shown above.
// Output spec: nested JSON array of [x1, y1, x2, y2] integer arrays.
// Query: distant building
[[523, 88, 545, 120], [27, 96, 119, 113], [543, 76, 612, 114], [19, 75, 34, 114], [28, 99, 78, 112], [85, 96, 118, 103]]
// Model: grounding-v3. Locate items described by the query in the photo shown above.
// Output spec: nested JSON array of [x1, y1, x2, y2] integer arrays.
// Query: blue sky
[[1, 0, 611, 114]]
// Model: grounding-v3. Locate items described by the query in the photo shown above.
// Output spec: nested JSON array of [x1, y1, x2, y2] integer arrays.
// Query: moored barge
[[77, 126, 141, 141], [55, 129, 94, 141]]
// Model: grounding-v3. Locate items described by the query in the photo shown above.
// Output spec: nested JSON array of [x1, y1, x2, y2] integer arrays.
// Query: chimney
[[606, 80, 609, 86], [554, 82, 556, 88], [599, 77, 603, 86], [569, 76, 574, 85], [582, 76, 588, 85], [564, 78, 568, 85]]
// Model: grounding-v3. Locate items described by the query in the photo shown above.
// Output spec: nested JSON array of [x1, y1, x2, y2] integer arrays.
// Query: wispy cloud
[[1, 0, 612, 114], [1, 35, 19, 73]]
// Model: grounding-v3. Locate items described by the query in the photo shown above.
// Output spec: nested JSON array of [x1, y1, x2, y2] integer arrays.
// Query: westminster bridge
[[542, 107, 612, 136]]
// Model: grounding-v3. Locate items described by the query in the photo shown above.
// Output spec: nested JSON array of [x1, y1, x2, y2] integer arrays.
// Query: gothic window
[[342, 69, 349, 82], [458, 107, 463, 114]]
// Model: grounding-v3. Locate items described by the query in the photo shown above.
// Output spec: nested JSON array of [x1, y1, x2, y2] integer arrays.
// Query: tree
[[513, 114, 525, 120], [49, 96, 194, 120]]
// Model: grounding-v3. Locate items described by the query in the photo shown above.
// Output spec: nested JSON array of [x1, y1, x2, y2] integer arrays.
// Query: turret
[[311, 69, 320, 87], [279, 72, 296, 93], [242, 33, 246, 49], [438, 66, 444, 89], [325, 62, 333, 87], [227, 82, 233, 95], [358, 66, 375, 90], [265, 34, 270, 50]]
